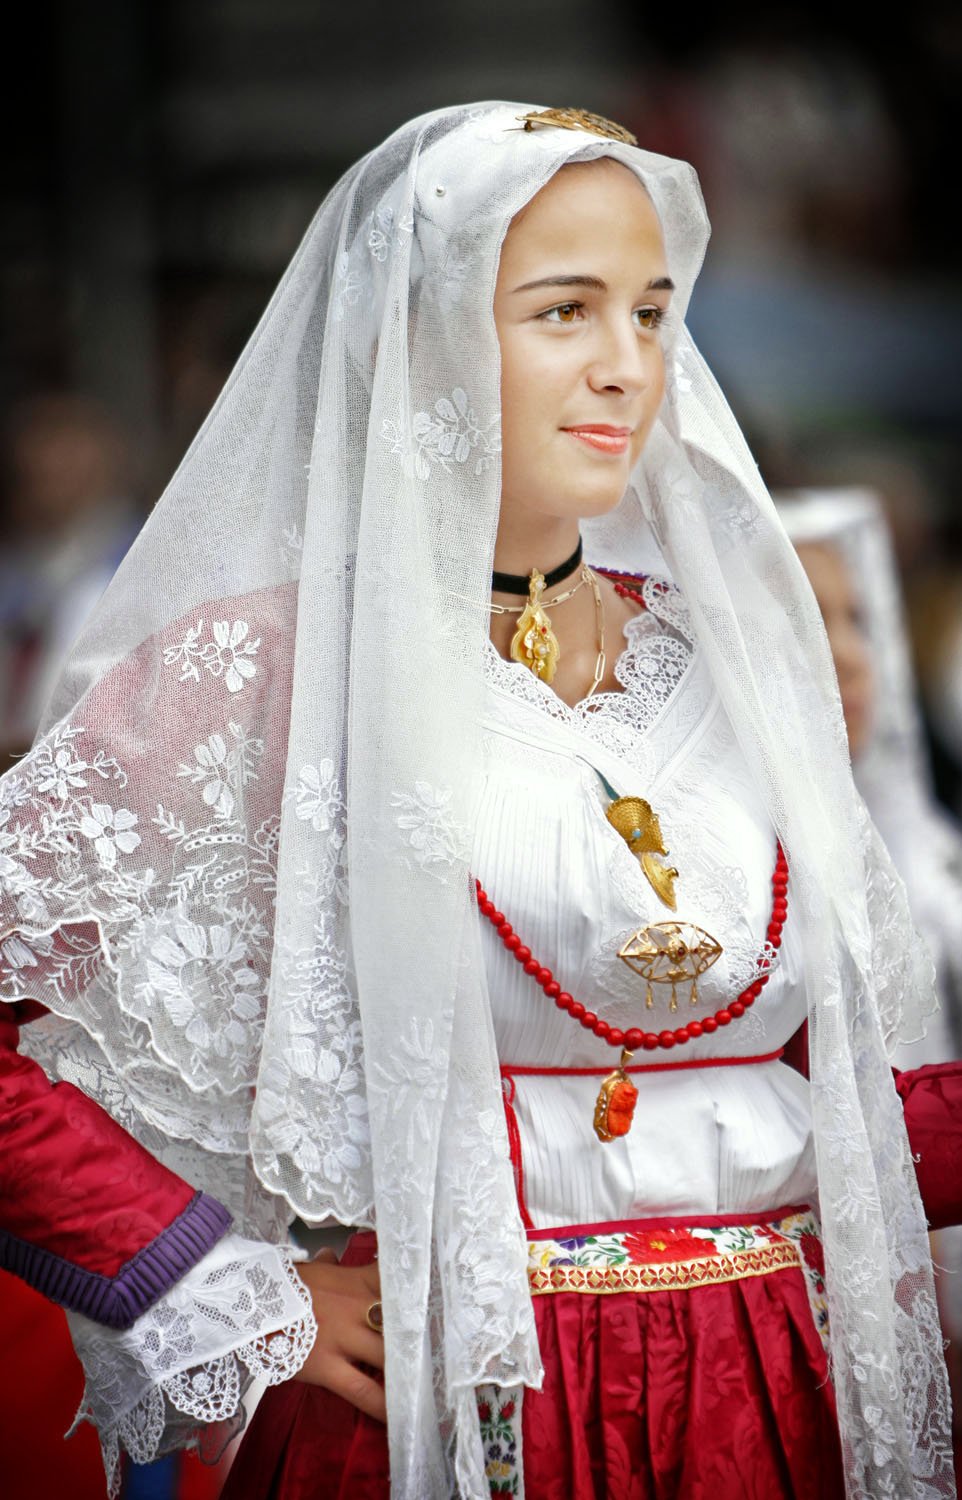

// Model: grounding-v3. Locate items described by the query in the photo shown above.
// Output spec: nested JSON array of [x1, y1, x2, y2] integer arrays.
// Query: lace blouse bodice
[[475, 578, 816, 1228]]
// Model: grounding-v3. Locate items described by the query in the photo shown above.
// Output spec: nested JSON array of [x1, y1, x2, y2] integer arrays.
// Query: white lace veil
[[779, 487, 962, 1064], [0, 104, 953, 1497]]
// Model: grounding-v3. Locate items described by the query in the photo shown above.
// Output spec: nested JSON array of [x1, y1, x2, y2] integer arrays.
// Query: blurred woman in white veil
[[779, 487, 962, 1067], [0, 104, 958, 1499], [781, 484, 962, 1475]]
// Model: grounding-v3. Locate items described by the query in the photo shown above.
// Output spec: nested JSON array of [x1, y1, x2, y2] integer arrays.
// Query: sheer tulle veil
[[0, 104, 953, 1497]]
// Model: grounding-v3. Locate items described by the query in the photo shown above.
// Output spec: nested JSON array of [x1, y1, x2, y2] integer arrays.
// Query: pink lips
[[563, 424, 633, 455]]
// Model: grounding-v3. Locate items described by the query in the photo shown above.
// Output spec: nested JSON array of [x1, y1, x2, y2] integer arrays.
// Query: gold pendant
[[509, 571, 560, 684], [594, 1049, 639, 1142], [618, 922, 723, 1010], [605, 796, 679, 910]]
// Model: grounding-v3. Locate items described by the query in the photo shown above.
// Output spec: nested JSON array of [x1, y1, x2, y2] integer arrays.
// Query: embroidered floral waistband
[[526, 1207, 825, 1307]]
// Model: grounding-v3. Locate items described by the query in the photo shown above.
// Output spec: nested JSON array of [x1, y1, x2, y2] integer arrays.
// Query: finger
[[358, 1263, 381, 1295], [340, 1322, 387, 1371], [325, 1358, 388, 1423]]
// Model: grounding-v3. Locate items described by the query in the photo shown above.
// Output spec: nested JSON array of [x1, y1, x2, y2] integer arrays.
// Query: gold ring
[[365, 1300, 383, 1333]]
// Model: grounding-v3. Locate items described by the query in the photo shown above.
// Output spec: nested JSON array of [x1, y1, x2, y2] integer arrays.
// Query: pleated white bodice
[[474, 579, 817, 1229]]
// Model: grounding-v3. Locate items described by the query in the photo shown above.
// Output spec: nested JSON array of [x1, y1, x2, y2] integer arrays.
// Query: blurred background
[[3, 0, 961, 786], [1, 2, 961, 1495]]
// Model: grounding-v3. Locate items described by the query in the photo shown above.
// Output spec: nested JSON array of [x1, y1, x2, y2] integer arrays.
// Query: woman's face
[[795, 540, 876, 759], [493, 158, 673, 531]]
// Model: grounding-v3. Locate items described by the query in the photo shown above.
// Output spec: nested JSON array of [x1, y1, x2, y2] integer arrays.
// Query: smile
[[562, 425, 632, 455]]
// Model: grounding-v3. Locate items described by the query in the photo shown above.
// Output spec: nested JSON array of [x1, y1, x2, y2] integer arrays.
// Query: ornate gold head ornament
[[517, 108, 638, 147]]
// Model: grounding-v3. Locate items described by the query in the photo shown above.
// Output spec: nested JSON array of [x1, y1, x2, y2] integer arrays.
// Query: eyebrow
[[510, 273, 675, 294]]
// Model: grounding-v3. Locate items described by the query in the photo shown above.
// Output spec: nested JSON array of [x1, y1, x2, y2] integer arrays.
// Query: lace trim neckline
[[483, 574, 697, 738]]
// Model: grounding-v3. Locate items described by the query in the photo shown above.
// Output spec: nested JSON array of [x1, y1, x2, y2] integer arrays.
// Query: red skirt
[[221, 1210, 844, 1500]]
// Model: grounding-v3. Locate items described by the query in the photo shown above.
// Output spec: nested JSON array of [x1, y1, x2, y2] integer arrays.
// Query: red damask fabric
[[221, 1230, 844, 1500], [895, 1061, 962, 1232], [0, 1001, 196, 1274]]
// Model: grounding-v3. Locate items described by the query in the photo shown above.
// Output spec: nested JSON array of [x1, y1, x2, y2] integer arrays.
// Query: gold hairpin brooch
[[517, 108, 638, 147]]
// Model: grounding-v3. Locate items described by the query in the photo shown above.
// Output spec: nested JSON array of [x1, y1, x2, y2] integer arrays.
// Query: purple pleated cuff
[[0, 1190, 232, 1329]]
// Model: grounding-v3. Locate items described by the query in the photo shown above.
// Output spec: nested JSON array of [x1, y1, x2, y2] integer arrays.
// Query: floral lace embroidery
[[391, 780, 468, 875], [163, 620, 261, 693], [67, 1238, 315, 1500], [381, 386, 500, 480]]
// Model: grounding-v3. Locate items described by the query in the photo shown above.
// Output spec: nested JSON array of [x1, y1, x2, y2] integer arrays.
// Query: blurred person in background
[[0, 393, 141, 764], [780, 486, 962, 1477], [778, 488, 962, 1066]]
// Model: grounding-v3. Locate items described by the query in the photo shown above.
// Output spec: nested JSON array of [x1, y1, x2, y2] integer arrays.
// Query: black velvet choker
[[491, 538, 583, 596]]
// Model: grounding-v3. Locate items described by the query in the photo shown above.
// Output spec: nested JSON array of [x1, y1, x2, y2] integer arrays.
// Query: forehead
[[498, 159, 667, 275]]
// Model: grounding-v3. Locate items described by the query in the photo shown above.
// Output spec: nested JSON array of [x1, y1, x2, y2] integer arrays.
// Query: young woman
[[0, 104, 957, 1500]]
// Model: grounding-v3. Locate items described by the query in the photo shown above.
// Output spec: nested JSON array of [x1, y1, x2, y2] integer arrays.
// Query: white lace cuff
[[65, 1233, 316, 1498]]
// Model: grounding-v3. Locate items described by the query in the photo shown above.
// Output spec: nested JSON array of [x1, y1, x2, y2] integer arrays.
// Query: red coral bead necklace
[[475, 841, 788, 1141]]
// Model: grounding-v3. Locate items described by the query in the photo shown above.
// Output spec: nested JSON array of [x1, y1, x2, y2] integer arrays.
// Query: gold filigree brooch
[[517, 108, 638, 147]]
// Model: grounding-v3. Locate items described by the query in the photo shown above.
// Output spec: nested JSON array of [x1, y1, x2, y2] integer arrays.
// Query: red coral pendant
[[593, 1068, 638, 1142]]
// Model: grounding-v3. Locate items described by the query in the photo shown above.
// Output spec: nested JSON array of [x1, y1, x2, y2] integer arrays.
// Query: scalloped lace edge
[[72, 1253, 317, 1499]]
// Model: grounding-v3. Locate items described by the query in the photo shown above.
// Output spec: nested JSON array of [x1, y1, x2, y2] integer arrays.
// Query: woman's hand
[[292, 1247, 386, 1422]]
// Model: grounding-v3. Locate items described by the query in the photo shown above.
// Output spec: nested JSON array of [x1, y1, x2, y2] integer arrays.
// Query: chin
[[573, 481, 630, 518]]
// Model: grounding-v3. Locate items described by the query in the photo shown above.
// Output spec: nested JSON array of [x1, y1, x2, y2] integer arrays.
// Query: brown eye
[[634, 307, 662, 330], [555, 304, 578, 323]]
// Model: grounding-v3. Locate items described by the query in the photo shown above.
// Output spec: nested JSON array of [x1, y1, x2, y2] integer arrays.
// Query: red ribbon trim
[[501, 1075, 534, 1229], [501, 1048, 784, 1080]]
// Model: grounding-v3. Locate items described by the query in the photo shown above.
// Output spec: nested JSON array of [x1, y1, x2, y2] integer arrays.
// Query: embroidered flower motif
[[78, 803, 142, 867], [256, 1043, 368, 1183], [180, 734, 234, 819], [144, 920, 263, 1054], [34, 748, 89, 801], [163, 620, 261, 693], [290, 761, 343, 834], [623, 1226, 719, 1265], [391, 781, 466, 874], [381, 387, 500, 480], [477, 1383, 522, 1495], [422, 245, 471, 312], [799, 1230, 825, 1280], [178, 723, 264, 822], [365, 203, 413, 264], [331, 250, 368, 322], [143, 1302, 196, 1373], [210, 621, 260, 692], [370, 1015, 447, 1153]]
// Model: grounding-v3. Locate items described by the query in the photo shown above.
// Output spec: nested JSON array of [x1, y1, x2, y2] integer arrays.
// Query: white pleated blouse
[[475, 578, 817, 1231]]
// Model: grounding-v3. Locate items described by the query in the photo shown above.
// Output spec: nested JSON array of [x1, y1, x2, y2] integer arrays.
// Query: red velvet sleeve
[[0, 999, 231, 1327], [894, 1062, 962, 1232], [785, 1024, 962, 1229]]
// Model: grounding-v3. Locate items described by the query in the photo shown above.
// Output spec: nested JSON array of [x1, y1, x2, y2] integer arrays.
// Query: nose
[[586, 315, 659, 396]]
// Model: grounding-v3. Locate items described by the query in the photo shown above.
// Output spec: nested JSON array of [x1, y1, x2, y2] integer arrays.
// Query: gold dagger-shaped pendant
[[605, 796, 679, 910], [510, 571, 561, 684]]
